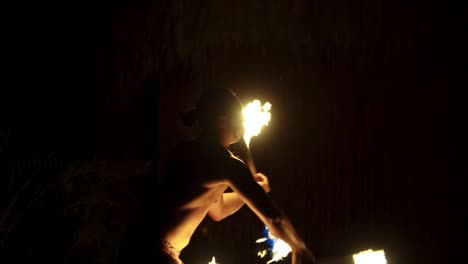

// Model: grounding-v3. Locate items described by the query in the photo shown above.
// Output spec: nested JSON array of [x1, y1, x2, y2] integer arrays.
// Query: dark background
[[1, 1, 466, 264]]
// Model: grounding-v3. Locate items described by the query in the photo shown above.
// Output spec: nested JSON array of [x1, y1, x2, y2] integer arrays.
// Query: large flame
[[353, 249, 387, 264], [208, 256, 218, 264], [243, 100, 271, 147], [256, 225, 292, 263]]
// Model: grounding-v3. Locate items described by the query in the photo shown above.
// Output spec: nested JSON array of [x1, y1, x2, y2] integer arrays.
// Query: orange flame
[[208, 256, 218, 264], [243, 100, 271, 147], [353, 249, 387, 264], [256, 226, 292, 263]]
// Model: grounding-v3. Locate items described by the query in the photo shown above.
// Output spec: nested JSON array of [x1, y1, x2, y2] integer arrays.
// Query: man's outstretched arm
[[208, 173, 271, 221], [207, 192, 245, 221], [225, 160, 314, 263]]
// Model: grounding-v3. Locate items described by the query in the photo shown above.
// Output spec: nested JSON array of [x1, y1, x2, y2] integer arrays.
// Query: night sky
[[2, 1, 466, 264]]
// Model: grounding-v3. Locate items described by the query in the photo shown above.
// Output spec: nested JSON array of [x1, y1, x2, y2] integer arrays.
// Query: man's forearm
[[267, 214, 306, 252]]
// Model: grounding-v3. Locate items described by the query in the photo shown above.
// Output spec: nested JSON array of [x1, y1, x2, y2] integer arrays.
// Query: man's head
[[182, 88, 244, 146]]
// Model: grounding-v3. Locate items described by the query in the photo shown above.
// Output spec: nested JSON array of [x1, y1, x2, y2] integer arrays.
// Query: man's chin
[[229, 137, 242, 145]]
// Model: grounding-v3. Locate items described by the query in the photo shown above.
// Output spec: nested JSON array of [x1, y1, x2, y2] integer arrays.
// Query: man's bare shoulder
[[220, 152, 251, 180]]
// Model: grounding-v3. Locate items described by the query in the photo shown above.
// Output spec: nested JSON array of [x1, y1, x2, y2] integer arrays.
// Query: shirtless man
[[119, 88, 314, 264]]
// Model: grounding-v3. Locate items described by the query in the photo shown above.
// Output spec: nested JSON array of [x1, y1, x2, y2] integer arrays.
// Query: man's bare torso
[[158, 139, 236, 251]]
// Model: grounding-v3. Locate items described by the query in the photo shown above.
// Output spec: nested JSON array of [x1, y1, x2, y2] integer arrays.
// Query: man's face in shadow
[[219, 109, 244, 146]]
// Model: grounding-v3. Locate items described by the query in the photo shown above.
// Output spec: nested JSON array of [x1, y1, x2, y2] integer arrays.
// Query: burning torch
[[241, 99, 272, 176], [242, 101, 389, 264], [242, 99, 294, 263]]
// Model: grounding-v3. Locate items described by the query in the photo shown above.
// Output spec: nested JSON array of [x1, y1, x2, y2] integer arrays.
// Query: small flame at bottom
[[256, 226, 292, 263], [353, 249, 387, 264], [208, 256, 218, 264]]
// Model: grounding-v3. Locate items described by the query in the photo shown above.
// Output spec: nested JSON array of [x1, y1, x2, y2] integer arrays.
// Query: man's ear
[[218, 115, 228, 129]]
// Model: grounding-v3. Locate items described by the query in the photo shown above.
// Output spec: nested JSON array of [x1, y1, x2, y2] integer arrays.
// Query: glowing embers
[[353, 249, 387, 264], [243, 100, 271, 147]]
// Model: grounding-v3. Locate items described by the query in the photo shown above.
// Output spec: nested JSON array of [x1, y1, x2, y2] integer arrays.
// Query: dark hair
[[180, 107, 200, 127], [181, 88, 242, 127]]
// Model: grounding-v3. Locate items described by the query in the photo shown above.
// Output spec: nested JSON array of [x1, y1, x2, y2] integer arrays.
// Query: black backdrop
[[2, 1, 466, 264]]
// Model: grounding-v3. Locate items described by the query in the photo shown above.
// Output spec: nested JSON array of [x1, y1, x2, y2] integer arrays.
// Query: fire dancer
[[119, 88, 314, 264]]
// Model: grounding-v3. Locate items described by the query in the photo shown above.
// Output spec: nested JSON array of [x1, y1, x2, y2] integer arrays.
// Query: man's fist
[[255, 173, 271, 193]]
